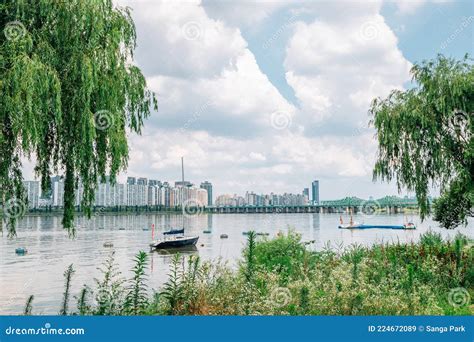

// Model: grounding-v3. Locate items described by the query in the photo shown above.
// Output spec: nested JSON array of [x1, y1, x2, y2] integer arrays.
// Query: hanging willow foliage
[[370, 55, 473, 229], [0, 0, 157, 236]]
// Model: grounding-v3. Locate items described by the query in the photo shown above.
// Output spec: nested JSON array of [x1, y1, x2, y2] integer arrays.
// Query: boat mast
[[181, 157, 185, 228], [181, 156, 185, 184]]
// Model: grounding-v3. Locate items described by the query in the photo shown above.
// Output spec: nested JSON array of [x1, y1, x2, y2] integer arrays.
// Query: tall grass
[[23, 231, 473, 315], [23, 295, 34, 315], [59, 264, 75, 315], [124, 251, 148, 315]]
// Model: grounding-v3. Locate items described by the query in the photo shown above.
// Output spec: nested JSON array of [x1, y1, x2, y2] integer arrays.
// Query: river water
[[1, 212, 472, 314]]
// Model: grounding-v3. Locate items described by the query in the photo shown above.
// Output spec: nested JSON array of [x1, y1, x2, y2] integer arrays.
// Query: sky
[[23, 0, 474, 200]]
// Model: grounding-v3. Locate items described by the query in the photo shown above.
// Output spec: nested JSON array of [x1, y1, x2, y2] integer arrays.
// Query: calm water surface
[[1, 212, 472, 314]]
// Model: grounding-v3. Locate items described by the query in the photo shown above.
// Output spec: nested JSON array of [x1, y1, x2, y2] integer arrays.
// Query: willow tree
[[0, 0, 157, 236], [370, 55, 473, 229]]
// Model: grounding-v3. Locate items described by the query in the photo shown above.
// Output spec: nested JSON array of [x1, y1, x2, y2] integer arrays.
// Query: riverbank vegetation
[[22, 231, 473, 316]]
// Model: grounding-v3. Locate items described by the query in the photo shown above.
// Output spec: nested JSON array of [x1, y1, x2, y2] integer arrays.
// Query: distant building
[[148, 179, 161, 186], [215, 194, 245, 207], [245, 191, 258, 206], [163, 182, 171, 207], [23, 181, 40, 209], [200, 181, 213, 206], [311, 180, 320, 204], [52, 179, 64, 206], [303, 188, 309, 202], [137, 177, 148, 185], [175, 181, 193, 188], [21, 175, 209, 210]]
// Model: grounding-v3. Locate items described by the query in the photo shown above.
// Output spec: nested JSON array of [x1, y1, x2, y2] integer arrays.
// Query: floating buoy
[[103, 242, 114, 248], [203, 230, 211, 234], [200, 243, 205, 247], [118, 227, 125, 231], [15, 247, 27, 255], [220, 234, 228, 239]]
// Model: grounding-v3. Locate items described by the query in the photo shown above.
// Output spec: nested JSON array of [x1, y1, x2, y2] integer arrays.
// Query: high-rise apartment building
[[200, 181, 213, 206], [23, 181, 40, 209], [311, 180, 320, 204]]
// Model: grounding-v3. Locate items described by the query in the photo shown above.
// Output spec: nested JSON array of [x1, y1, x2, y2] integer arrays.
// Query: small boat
[[338, 223, 416, 230], [338, 216, 416, 230], [220, 234, 228, 239], [150, 235, 199, 249], [15, 247, 28, 255], [103, 242, 114, 248], [163, 228, 185, 235], [203, 229, 212, 234]]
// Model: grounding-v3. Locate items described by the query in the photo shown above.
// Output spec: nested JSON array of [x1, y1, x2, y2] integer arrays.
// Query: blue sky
[[23, 0, 474, 200], [245, 1, 473, 105]]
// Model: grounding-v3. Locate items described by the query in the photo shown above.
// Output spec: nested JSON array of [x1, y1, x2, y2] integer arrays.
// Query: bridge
[[207, 196, 420, 214]]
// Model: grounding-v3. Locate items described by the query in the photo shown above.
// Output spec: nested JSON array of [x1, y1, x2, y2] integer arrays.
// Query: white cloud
[[125, 129, 376, 197], [201, 0, 288, 28], [249, 152, 266, 161], [284, 5, 412, 134], [392, 0, 451, 14], [119, 0, 247, 78], [115, 0, 414, 198], [394, 0, 427, 14]]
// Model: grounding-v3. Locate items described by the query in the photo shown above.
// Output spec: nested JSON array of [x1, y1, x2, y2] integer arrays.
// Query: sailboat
[[150, 157, 200, 250], [163, 228, 185, 235]]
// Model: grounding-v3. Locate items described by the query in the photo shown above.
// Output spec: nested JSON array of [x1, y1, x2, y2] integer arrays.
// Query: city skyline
[[22, 173, 421, 207], [23, 176, 321, 207]]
